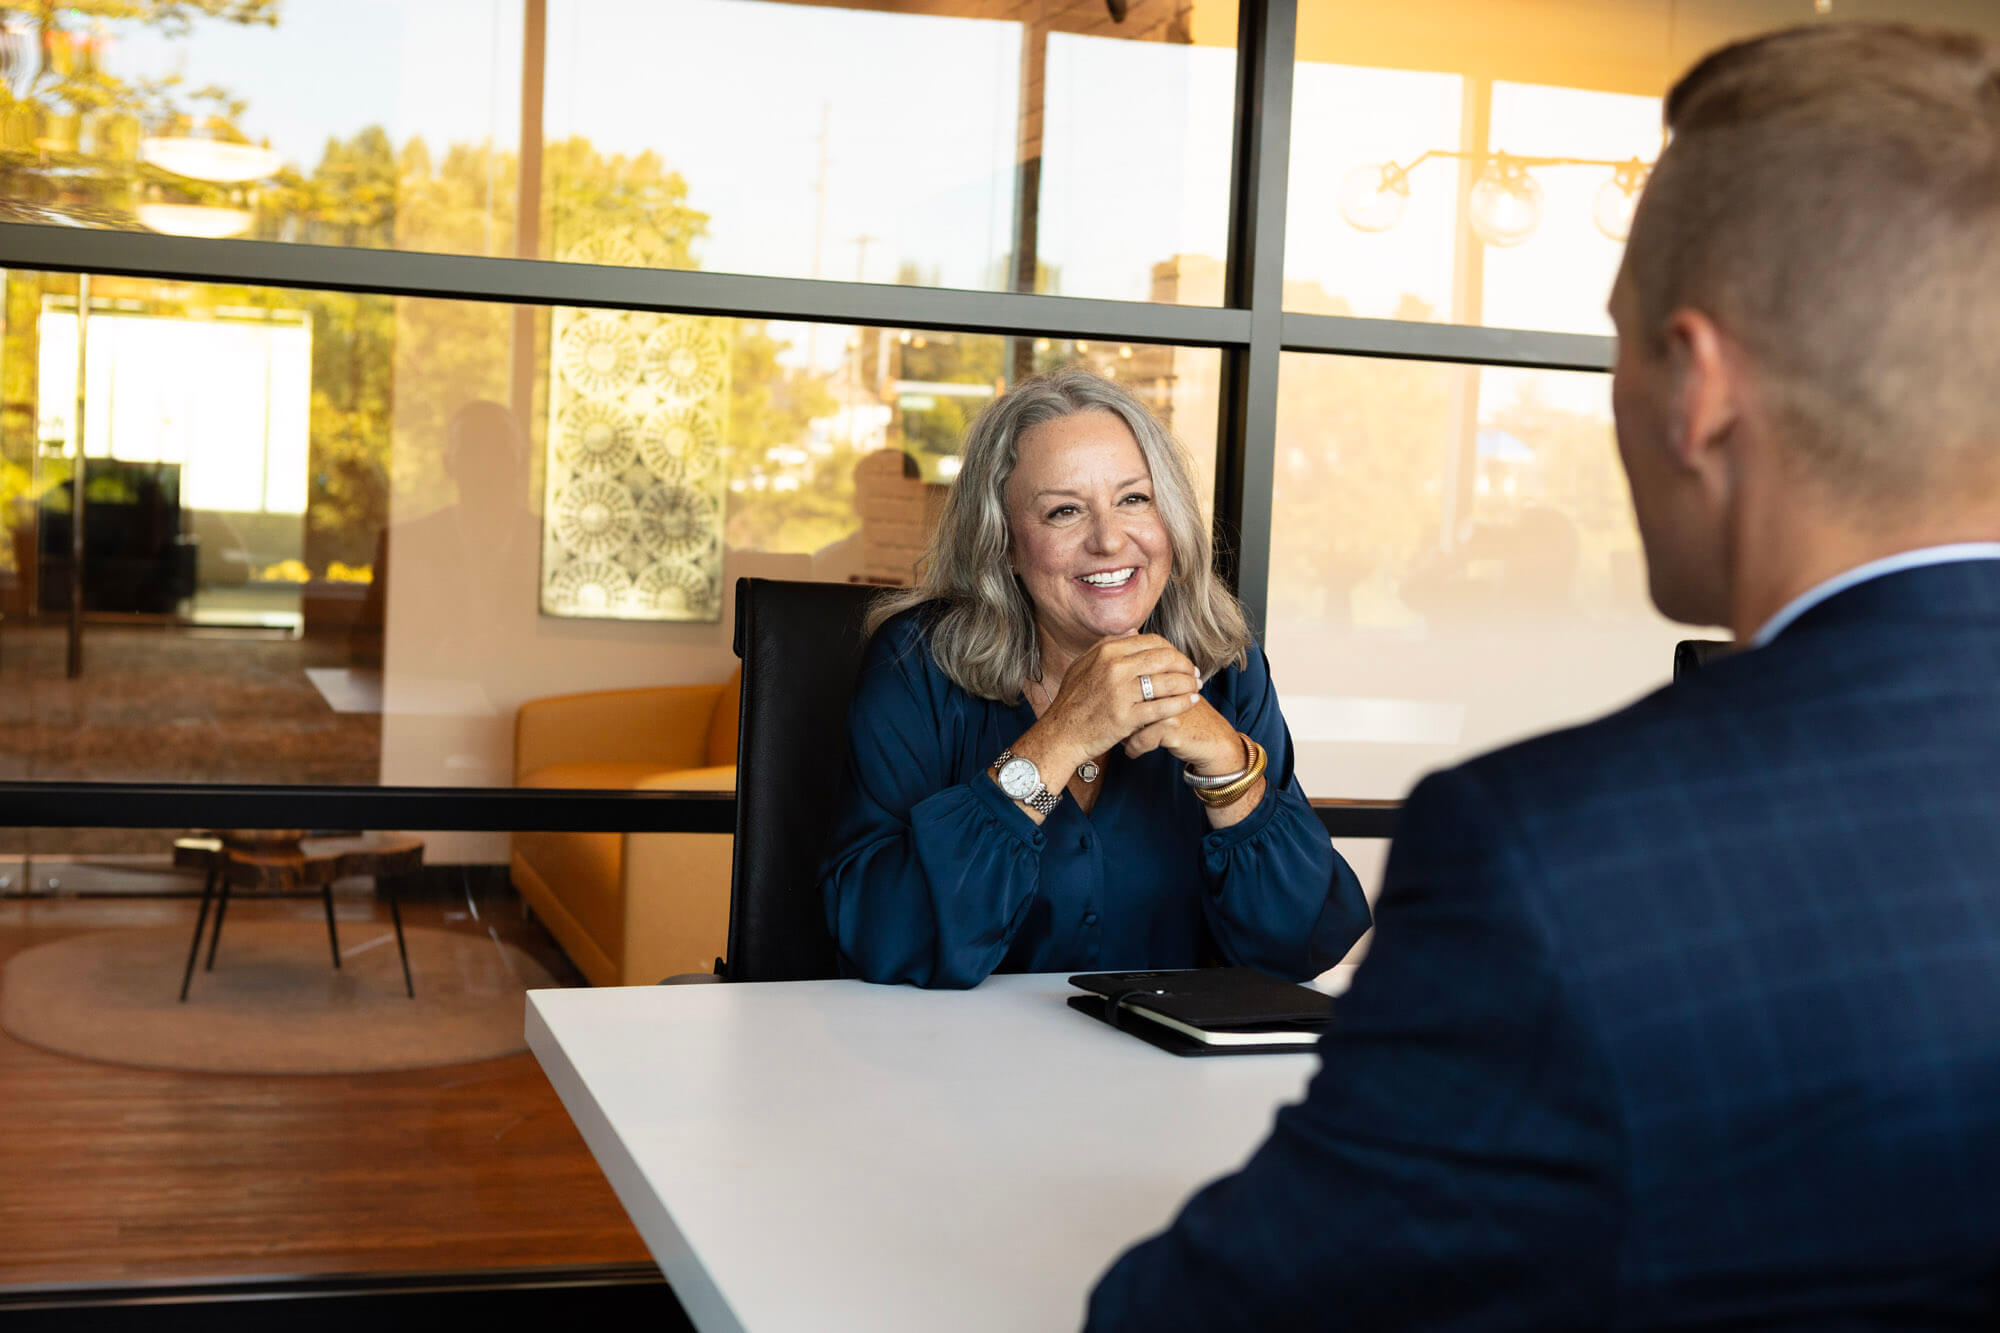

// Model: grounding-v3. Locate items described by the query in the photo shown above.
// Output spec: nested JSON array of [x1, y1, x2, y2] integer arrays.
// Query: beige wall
[[380, 536, 805, 863], [377, 298, 808, 861]]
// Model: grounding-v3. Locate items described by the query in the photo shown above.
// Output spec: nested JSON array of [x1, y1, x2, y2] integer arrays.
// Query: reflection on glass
[[1265, 352, 1686, 801], [546, 0, 1237, 302], [0, 0, 1235, 303], [0, 829, 651, 1287], [1476, 82, 1660, 334], [0, 0, 523, 246], [1284, 1, 2000, 335], [0, 270, 1220, 822]]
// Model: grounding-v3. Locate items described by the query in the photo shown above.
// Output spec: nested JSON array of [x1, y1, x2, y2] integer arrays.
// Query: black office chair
[[722, 577, 885, 982], [1673, 638, 1734, 682]]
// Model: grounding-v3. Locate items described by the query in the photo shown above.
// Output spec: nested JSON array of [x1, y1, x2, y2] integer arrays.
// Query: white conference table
[[526, 969, 1350, 1333]]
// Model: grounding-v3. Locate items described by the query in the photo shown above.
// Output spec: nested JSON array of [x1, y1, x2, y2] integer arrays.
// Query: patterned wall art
[[540, 271, 731, 622]]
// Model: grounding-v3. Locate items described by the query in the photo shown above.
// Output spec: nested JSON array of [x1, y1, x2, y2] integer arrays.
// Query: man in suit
[[1085, 22, 2000, 1330]]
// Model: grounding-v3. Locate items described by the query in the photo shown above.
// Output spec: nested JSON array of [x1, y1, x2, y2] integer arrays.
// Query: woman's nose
[[1083, 511, 1123, 553]]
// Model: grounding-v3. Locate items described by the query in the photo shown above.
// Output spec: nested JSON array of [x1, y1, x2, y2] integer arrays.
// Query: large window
[[1266, 352, 1681, 802], [9, 0, 2000, 1314], [0, 0, 1237, 301], [0, 268, 1220, 803]]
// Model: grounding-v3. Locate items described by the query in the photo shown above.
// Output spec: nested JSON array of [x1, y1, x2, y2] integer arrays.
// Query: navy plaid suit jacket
[[1086, 558, 2000, 1331]]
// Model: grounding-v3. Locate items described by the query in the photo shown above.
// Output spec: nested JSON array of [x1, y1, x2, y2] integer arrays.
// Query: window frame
[[0, 0, 1610, 840]]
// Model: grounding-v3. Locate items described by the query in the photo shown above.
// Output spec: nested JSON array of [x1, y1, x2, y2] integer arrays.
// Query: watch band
[[993, 750, 1062, 815]]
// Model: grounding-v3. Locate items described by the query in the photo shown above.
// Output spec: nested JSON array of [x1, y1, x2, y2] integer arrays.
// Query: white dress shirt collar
[[1748, 543, 2000, 648]]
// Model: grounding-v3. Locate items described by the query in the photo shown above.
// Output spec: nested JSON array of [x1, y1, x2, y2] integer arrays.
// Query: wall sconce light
[[1338, 150, 1653, 246]]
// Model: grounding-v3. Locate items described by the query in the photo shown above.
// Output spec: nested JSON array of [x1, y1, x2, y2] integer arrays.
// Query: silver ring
[[1139, 673, 1155, 701]]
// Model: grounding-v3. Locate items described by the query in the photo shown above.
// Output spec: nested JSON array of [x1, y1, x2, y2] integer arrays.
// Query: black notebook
[[1067, 967, 1332, 1057]]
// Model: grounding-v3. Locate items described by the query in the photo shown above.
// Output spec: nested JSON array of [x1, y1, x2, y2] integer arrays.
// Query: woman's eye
[[1120, 492, 1151, 506], [1046, 504, 1079, 520]]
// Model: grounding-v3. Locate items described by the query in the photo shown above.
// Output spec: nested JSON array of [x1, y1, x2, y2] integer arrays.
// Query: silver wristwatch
[[992, 750, 1062, 815]]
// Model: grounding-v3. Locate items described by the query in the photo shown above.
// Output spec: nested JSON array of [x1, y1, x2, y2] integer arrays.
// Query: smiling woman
[[817, 369, 1370, 989]]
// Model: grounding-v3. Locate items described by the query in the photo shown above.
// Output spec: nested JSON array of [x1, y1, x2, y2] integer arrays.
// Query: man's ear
[[1663, 307, 1742, 493]]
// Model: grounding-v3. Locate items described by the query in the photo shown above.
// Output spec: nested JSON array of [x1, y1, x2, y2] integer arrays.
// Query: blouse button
[[1083, 912, 1100, 927], [1079, 834, 1093, 851]]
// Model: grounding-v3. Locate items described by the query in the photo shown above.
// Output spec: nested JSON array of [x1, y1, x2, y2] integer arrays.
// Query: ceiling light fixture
[[135, 202, 255, 238], [1338, 150, 1654, 246], [140, 136, 282, 184]]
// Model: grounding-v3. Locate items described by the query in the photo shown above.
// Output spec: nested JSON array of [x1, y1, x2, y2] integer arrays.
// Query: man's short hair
[[1625, 23, 2000, 505]]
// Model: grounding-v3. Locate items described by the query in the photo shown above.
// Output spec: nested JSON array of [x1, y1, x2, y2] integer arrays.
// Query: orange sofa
[[510, 668, 739, 986]]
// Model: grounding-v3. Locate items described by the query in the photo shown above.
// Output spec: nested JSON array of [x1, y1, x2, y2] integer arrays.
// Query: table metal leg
[[204, 880, 231, 971], [179, 867, 217, 1002], [322, 882, 342, 969], [385, 879, 414, 999]]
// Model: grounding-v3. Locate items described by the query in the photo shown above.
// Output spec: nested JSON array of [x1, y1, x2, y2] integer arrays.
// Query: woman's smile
[[1077, 566, 1139, 592]]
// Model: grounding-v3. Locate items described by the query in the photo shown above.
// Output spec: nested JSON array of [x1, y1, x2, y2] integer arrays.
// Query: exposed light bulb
[[1467, 159, 1543, 247], [1337, 162, 1410, 232], [1591, 159, 1651, 242]]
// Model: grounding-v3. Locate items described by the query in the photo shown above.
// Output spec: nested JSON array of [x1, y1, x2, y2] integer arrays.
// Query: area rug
[[0, 923, 559, 1075]]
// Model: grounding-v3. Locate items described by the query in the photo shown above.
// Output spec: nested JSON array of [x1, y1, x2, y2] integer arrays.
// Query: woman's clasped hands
[[1029, 633, 1249, 784]]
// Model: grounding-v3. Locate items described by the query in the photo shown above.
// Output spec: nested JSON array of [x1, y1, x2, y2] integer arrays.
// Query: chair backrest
[[1673, 638, 1734, 682], [725, 577, 885, 981]]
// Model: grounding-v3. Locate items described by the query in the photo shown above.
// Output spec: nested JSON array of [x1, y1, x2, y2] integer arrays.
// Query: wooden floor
[[0, 881, 653, 1289]]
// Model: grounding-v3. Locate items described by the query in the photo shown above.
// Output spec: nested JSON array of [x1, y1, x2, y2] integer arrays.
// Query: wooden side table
[[174, 834, 425, 1002]]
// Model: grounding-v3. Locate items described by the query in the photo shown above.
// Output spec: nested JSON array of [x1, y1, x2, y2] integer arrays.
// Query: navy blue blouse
[[817, 608, 1370, 988]]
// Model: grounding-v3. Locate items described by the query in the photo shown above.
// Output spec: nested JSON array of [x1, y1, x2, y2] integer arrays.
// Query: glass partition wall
[[5, 0, 1998, 1310]]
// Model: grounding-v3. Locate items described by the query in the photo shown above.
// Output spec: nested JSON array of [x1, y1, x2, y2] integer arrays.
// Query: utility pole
[[849, 234, 879, 448], [807, 102, 832, 369]]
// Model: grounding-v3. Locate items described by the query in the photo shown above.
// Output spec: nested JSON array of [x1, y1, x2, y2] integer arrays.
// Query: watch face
[[997, 756, 1041, 801]]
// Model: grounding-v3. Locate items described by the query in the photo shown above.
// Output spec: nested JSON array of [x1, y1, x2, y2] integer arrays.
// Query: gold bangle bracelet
[[1194, 738, 1267, 806]]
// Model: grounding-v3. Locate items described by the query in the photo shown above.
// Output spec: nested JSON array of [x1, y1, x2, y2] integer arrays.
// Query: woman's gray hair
[[867, 367, 1253, 702]]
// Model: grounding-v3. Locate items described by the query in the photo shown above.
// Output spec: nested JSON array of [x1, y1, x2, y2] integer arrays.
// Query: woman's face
[[1005, 409, 1172, 660]]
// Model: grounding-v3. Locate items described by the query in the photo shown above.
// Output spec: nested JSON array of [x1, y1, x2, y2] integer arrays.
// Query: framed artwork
[[540, 245, 730, 621]]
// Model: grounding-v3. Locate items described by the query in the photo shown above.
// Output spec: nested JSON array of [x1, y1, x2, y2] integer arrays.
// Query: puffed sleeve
[[1195, 643, 1371, 980], [817, 616, 1049, 988]]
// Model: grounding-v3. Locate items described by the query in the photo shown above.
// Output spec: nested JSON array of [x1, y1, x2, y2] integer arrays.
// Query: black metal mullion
[[1216, 0, 1296, 637], [0, 784, 1400, 840], [0, 222, 1250, 349], [0, 5, 1434, 842], [1282, 311, 1614, 373], [0, 782, 734, 834]]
